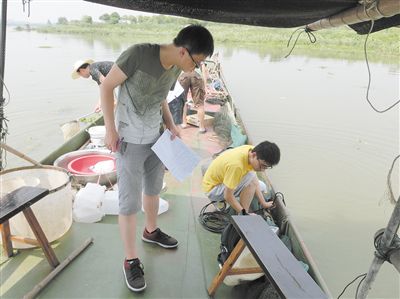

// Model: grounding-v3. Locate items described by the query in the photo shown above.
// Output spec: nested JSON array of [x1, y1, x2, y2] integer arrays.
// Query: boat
[[1, 51, 331, 298], [1, 1, 398, 298]]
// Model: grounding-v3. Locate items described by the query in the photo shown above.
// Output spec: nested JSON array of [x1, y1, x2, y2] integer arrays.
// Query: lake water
[[2, 28, 399, 298]]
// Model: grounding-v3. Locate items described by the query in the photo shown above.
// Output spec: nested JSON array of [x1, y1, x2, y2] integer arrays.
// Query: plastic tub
[[87, 126, 106, 146], [54, 149, 116, 186], [0, 166, 73, 248], [67, 154, 116, 175]]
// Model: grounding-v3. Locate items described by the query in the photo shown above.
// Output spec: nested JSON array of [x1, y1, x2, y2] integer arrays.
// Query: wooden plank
[[208, 239, 246, 296], [24, 238, 94, 299], [231, 215, 327, 299], [23, 207, 60, 268], [11, 235, 40, 246], [228, 267, 263, 275], [0, 186, 49, 224], [0, 221, 13, 257]]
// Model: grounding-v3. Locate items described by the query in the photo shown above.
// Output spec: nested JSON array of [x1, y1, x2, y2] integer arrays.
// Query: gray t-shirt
[[89, 61, 113, 85], [115, 43, 181, 144]]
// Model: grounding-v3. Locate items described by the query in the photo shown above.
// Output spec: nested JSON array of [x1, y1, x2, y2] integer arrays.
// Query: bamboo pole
[[0, 0, 6, 97], [389, 249, 400, 273], [307, 0, 400, 32], [0, 142, 42, 166], [23, 238, 94, 299], [0, 0, 8, 171], [357, 196, 400, 299]]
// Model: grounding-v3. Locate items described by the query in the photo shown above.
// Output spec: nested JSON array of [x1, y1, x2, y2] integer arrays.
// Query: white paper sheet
[[151, 129, 201, 182]]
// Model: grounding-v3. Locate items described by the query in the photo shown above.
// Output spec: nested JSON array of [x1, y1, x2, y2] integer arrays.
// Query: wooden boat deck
[[0, 60, 330, 298], [0, 124, 246, 299]]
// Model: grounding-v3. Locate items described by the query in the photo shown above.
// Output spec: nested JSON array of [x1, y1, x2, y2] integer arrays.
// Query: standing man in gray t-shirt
[[100, 25, 214, 293]]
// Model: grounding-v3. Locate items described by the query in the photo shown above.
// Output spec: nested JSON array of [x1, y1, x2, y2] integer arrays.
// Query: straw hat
[[71, 59, 94, 79]]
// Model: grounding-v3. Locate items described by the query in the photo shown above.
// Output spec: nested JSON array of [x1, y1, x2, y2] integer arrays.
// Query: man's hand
[[262, 201, 275, 210], [168, 124, 181, 140], [94, 101, 102, 113], [104, 129, 120, 152]]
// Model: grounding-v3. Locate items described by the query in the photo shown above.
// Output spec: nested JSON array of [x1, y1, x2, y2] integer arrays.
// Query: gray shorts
[[116, 141, 164, 215], [206, 171, 256, 202]]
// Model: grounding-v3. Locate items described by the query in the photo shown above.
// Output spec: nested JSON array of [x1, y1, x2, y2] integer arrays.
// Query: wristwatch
[[240, 208, 248, 215]]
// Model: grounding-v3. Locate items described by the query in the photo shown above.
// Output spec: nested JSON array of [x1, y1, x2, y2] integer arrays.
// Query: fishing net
[[205, 56, 230, 106], [206, 54, 247, 148], [0, 166, 73, 248], [212, 104, 247, 148]]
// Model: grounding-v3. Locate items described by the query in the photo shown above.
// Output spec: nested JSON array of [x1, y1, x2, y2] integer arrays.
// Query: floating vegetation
[[79, 115, 100, 124]]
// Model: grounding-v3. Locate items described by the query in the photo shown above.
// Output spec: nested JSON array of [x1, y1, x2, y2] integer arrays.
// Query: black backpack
[[217, 210, 279, 266], [217, 222, 240, 265]]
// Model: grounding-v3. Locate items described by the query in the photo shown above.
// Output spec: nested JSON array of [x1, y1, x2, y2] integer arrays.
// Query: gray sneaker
[[123, 259, 146, 292], [142, 228, 178, 248]]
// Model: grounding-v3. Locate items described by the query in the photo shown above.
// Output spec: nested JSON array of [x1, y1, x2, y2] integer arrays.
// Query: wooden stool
[[208, 215, 327, 298], [0, 186, 59, 268]]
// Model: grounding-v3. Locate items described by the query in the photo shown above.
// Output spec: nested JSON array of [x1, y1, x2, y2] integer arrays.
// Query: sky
[[6, 0, 152, 23]]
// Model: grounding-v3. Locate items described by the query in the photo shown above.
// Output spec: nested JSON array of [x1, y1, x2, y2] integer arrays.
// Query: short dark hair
[[173, 24, 214, 57], [252, 141, 280, 166], [78, 63, 90, 72]]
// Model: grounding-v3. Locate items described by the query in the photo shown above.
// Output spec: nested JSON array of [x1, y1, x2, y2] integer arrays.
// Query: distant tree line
[[55, 13, 196, 26]]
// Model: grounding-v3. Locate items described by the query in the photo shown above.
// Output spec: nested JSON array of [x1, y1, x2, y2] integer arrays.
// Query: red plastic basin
[[67, 154, 116, 175]]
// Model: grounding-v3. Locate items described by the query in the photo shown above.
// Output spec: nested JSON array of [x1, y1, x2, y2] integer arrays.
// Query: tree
[[57, 17, 68, 25], [137, 15, 151, 23], [99, 13, 110, 23], [121, 15, 137, 24], [109, 12, 121, 24], [81, 15, 93, 24]]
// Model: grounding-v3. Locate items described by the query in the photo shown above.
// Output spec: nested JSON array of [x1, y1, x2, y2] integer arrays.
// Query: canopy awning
[[85, 0, 400, 34]]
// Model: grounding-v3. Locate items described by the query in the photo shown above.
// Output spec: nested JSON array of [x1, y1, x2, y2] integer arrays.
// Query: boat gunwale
[[217, 63, 331, 296]]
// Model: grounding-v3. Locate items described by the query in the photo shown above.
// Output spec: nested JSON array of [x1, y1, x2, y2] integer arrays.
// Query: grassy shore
[[30, 20, 399, 64]]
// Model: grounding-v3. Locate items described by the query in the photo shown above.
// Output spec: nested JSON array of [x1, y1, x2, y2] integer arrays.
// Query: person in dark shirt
[[71, 59, 114, 112], [100, 25, 214, 293]]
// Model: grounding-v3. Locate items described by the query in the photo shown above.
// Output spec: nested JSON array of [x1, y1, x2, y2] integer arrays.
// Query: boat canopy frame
[[85, 0, 400, 34]]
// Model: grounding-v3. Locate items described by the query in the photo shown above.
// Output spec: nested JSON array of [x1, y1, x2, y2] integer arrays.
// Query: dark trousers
[[168, 93, 185, 125]]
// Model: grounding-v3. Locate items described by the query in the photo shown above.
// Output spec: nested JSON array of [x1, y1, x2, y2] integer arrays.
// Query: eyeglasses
[[184, 47, 200, 69], [257, 158, 272, 170]]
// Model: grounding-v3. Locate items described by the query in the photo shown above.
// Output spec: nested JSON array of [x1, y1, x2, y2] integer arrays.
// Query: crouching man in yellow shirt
[[202, 141, 280, 215]]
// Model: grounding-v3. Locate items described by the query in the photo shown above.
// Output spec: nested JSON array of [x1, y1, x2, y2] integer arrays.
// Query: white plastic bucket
[[87, 126, 106, 146], [0, 166, 73, 248], [223, 247, 264, 286], [103, 190, 119, 215]]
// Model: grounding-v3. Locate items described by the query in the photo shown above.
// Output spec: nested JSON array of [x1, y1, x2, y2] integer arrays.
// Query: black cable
[[386, 155, 399, 205], [0, 75, 10, 170], [22, 0, 31, 17], [198, 190, 284, 233], [285, 27, 316, 58], [355, 275, 367, 299], [363, 20, 399, 113], [337, 273, 367, 299], [0, 75, 10, 106], [198, 201, 230, 233]]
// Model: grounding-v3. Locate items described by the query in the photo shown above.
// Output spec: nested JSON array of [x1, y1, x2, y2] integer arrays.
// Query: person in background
[[178, 62, 208, 133], [71, 59, 114, 112], [202, 141, 280, 215], [166, 80, 186, 125], [100, 25, 214, 293]]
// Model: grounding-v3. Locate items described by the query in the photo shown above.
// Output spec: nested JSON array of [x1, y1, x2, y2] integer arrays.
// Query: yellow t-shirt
[[202, 145, 254, 193]]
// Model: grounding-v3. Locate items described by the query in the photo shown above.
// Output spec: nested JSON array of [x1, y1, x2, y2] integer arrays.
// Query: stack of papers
[[151, 129, 201, 182]]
